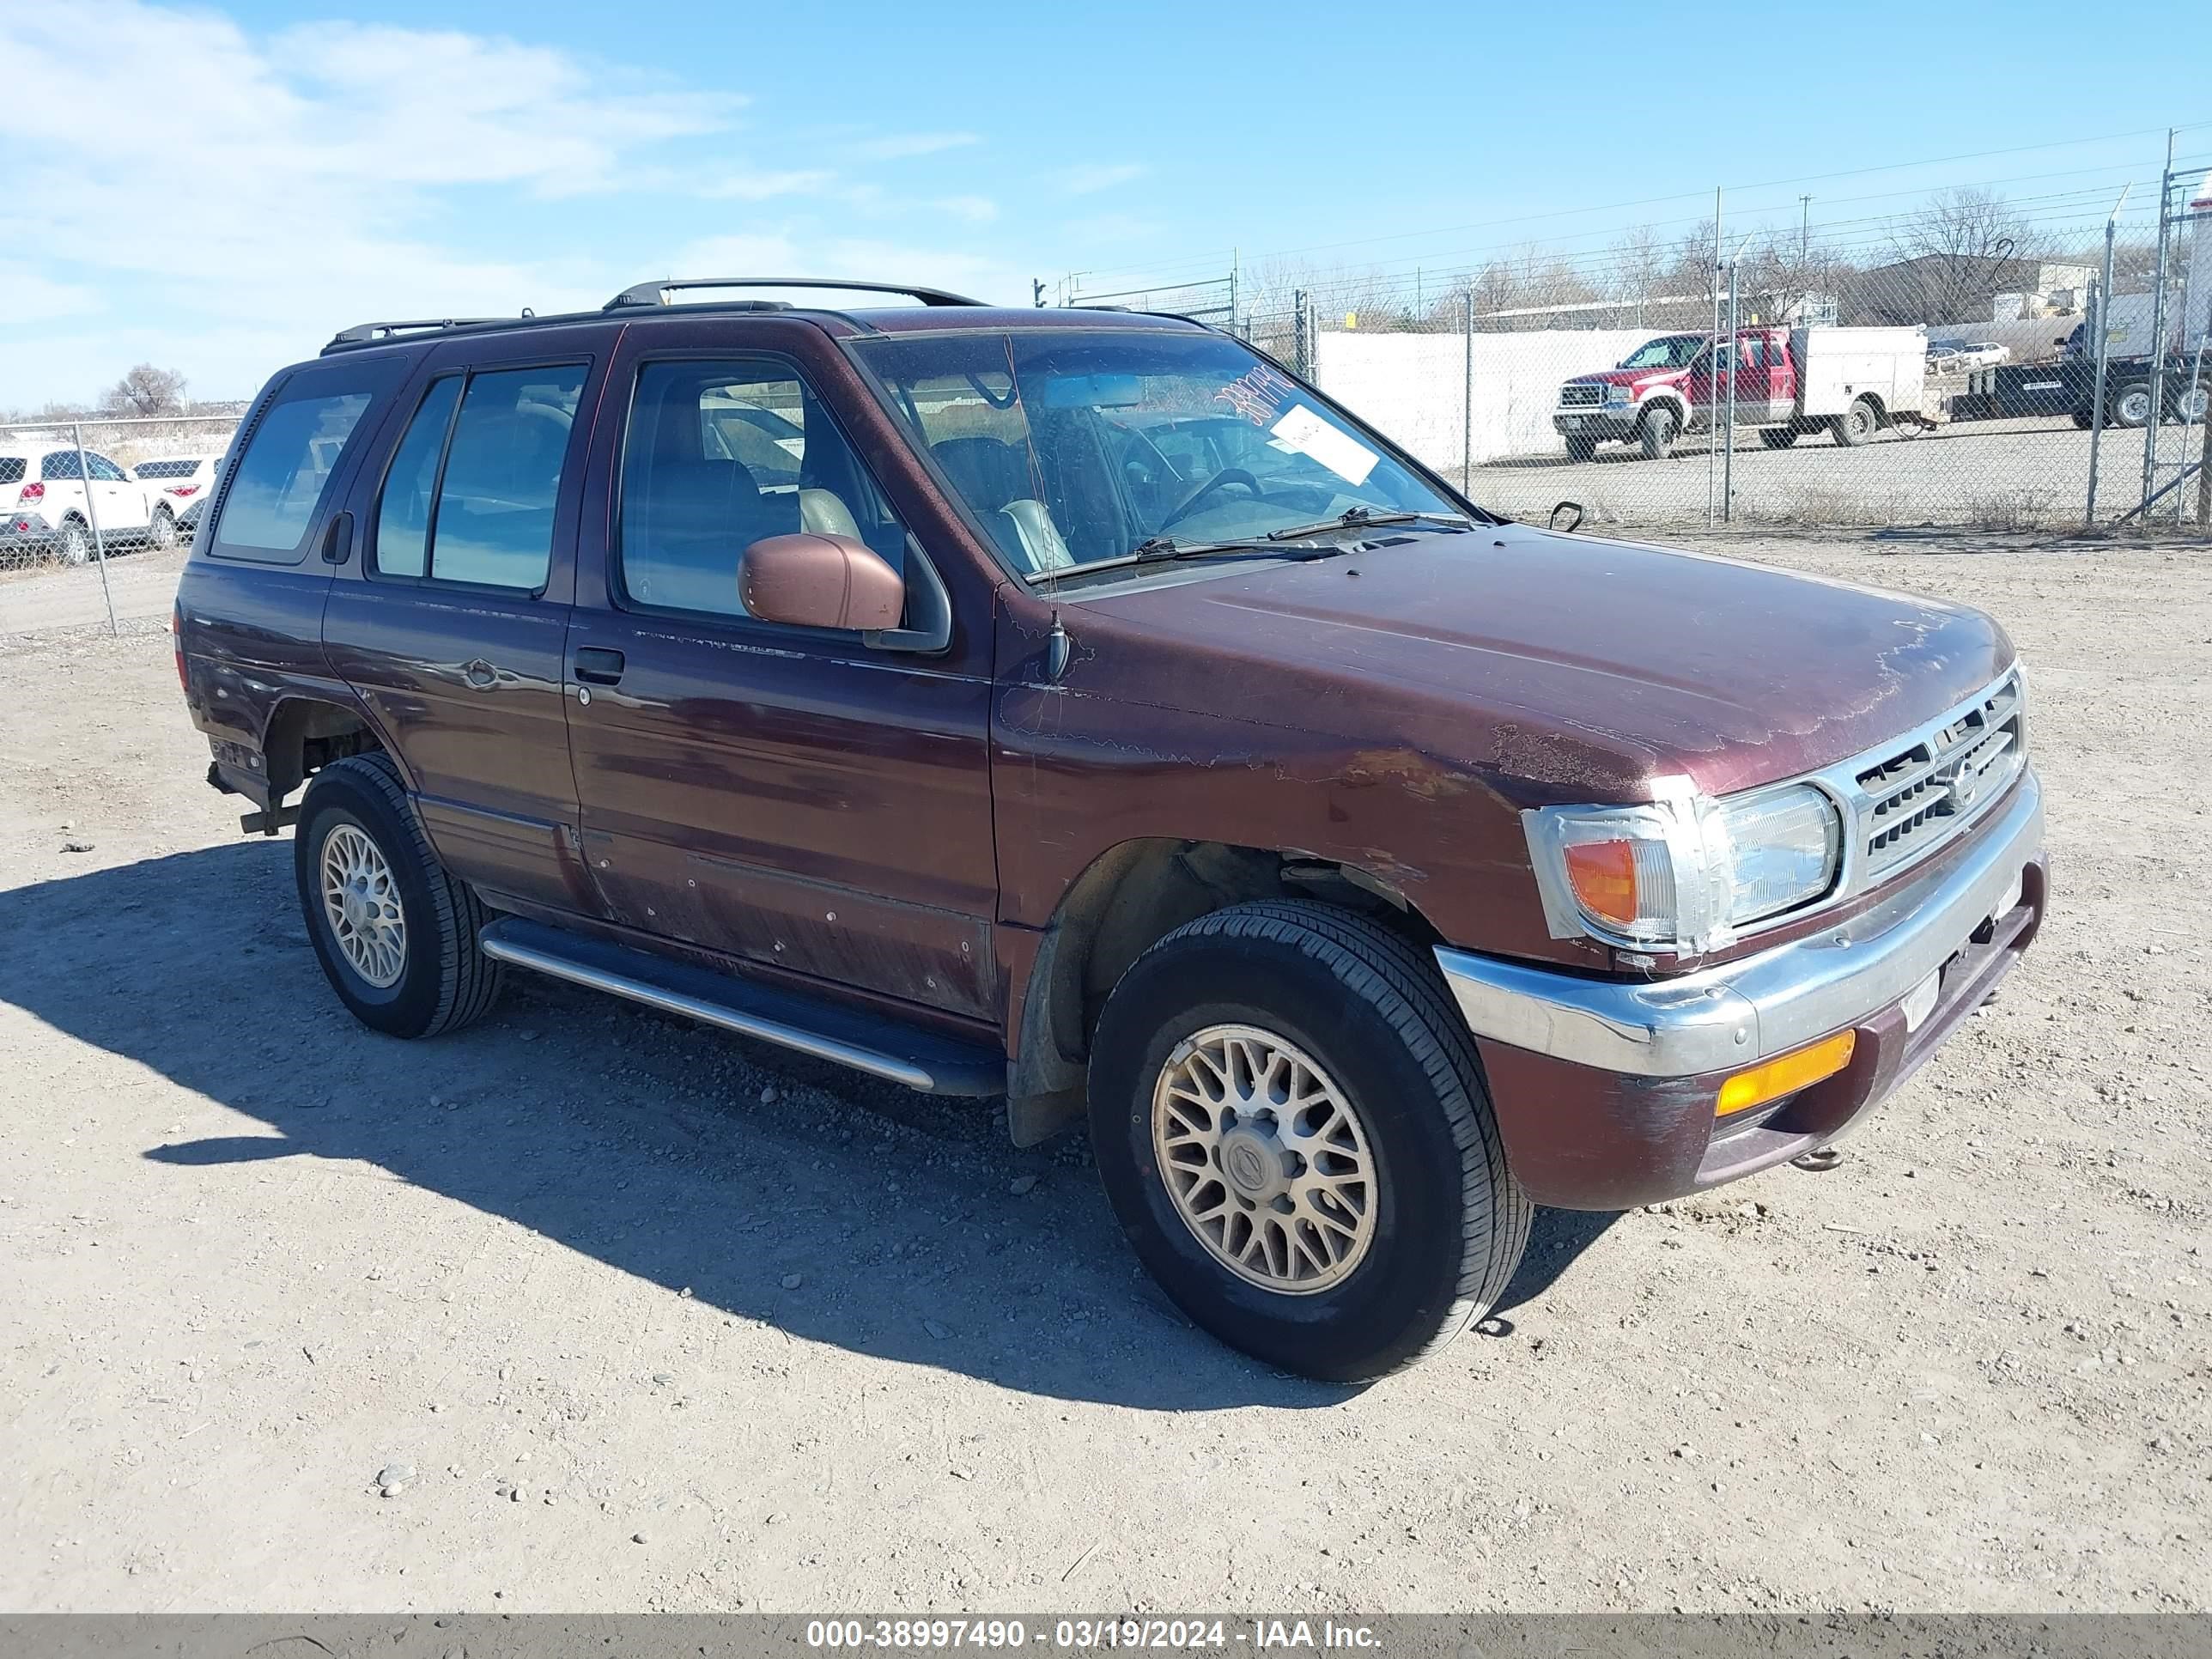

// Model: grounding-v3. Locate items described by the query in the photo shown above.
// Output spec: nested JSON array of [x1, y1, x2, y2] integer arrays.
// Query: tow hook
[[1791, 1146, 1844, 1173]]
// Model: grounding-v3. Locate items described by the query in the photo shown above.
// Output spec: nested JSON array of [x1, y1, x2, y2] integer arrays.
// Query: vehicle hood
[[1069, 526, 2014, 802], [1567, 367, 1686, 389]]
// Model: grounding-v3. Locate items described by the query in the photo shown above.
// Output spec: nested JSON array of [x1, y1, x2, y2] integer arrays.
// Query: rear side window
[[205, 359, 400, 564], [0, 458, 22, 486], [371, 364, 585, 590], [136, 459, 198, 479]]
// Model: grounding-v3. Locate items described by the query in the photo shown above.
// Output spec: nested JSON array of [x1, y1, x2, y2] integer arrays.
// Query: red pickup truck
[[174, 280, 2044, 1382], [1554, 325, 1931, 460]]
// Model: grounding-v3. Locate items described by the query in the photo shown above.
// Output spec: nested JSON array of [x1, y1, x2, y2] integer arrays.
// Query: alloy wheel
[[1151, 1023, 1377, 1294], [319, 822, 407, 988]]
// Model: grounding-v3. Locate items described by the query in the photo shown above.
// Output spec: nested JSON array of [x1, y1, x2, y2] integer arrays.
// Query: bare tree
[[102, 364, 189, 418], [1864, 187, 2047, 325]]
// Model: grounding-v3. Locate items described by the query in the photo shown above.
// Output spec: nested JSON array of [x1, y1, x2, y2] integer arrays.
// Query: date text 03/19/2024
[[802, 1619, 1382, 1650]]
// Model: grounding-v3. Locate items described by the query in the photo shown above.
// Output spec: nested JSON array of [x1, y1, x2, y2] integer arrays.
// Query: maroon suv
[[174, 278, 2047, 1382]]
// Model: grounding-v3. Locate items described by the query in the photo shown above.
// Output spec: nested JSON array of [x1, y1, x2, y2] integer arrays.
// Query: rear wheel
[[2112, 382, 2153, 429], [1638, 404, 1679, 460], [1564, 434, 1600, 463], [149, 506, 177, 550], [295, 752, 504, 1038], [54, 520, 93, 567], [2175, 382, 2209, 425], [1831, 398, 1877, 447], [1088, 900, 1530, 1383], [1758, 427, 1800, 449]]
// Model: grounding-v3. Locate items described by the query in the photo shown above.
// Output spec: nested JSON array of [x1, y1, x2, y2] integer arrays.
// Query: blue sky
[[2, 0, 2206, 407]]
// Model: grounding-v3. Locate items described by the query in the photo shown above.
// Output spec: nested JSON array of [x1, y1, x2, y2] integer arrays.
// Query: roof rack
[[603, 276, 987, 312], [325, 317, 514, 349]]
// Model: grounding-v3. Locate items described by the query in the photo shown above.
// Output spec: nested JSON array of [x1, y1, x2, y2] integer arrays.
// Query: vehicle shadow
[[3, 842, 1613, 1409]]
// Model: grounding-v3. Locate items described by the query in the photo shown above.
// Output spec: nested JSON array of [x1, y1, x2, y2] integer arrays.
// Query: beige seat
[[799, 488, 861, 539]]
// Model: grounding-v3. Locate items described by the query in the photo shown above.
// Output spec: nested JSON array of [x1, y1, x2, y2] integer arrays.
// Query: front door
[[563, 335, 1000, 1022], [321, 325, 607, 916], [84, 451, 151, 532]]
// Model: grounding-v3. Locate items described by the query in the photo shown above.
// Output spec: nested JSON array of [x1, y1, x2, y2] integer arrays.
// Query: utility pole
[[1031, 278, 1047, 308], [1799, 195, 1812, 261]]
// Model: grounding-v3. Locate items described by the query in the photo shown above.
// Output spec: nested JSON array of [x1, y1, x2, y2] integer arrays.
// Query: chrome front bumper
[[1433, 768, 2045, 1078]]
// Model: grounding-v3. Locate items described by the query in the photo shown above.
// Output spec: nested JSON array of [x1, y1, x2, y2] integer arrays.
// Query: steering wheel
[[1157, 467, 1263, 533]]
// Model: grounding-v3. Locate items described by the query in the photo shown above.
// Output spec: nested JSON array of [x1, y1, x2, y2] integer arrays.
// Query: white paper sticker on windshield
[[1270, 404, 1379, 487]]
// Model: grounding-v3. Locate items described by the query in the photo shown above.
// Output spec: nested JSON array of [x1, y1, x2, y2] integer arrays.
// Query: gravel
[[0, 530, 2206, 1613]]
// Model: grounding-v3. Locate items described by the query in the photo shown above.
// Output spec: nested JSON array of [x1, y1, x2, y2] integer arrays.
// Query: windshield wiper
[[1261, 507, 1474, 542], [1025, 536, 1344, 584], [1129, 534, 1334, 564]]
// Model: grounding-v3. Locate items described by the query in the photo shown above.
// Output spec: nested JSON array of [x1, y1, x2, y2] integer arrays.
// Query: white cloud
[[0, 264, 100, 325], [1057, 162, 1146, 196], [0, 4, 1042, 404], [931, 196, 1000, 225], [840, 131, 981, 162], [696, 167, 839, 202]]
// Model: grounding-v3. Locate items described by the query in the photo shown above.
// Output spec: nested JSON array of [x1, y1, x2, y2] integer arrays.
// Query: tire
[[1831, 398, 1876, 447], [149, 506, 177, 550], [54, 520, 93, 567], [1087, 899, 1531, 1383], [2175, 382, 2209, 426], [1638, 404, 1679, 460], [295, 751, 504, 1039], [2112, 382, 2153, 429], [2070, 408, 2095, 430], [1563, 434, 1600, 463], [1758, 427, 1799, 450]]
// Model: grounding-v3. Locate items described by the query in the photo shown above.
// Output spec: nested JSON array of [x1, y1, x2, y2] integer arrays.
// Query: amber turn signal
[[1561, 838, 1640, 929], [1716, 1030, 1856, 1117]]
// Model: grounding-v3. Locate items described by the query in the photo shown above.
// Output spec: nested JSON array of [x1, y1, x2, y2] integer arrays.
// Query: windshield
[[851, 328, 1468, 577], [1617, 335, 1707, 370]]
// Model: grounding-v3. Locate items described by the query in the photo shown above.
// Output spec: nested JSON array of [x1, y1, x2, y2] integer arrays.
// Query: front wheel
[[1758, 427, 1800, 449], [295, 752, 504, 1038], [2112, 383, 2153, 429], [1088, 901, 1531, 1383], [1638, 405, 1679, 460], [1563, 434, 1600, 463]]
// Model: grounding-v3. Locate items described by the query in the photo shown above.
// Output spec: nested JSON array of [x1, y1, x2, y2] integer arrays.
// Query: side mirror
[[738, 532, 904, 632], [1549, 501, 1585, 533]]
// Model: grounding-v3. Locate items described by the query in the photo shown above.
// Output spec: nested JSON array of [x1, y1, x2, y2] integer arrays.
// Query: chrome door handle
[[464, 659, 497, 690]]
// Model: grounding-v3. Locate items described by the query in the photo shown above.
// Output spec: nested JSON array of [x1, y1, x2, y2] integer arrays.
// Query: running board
[[477, 918, 1004, 1096]]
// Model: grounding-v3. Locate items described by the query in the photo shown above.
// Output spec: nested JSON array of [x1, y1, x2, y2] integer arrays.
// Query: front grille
[[1560, 383, 1602, 407], [1854, 674, 2025, 881]]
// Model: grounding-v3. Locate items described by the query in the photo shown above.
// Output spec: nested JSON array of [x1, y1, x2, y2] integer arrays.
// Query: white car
[[131, 455, 225, 543], [0, 443, 161, 564], [1951, 342, 2011, 371]]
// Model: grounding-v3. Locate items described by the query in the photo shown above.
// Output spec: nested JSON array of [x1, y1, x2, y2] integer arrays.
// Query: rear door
[[562, 325, 1000, 1021], [1732, 332, 1779, 423], [321, 324, 608, 917]]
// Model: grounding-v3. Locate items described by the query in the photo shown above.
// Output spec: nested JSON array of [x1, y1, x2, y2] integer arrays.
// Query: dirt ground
[[1, 532, 2207, 1615]]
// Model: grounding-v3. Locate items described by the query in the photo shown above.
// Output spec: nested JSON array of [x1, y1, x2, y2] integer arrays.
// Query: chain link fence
[[1105, 146, 2212, 536], [2, 413, 240, 634]]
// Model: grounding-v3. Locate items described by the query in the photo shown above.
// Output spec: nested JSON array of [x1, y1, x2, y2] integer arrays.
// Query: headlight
[[1525, 783, 1842, 953], [1603, 385, 1633, 405]]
